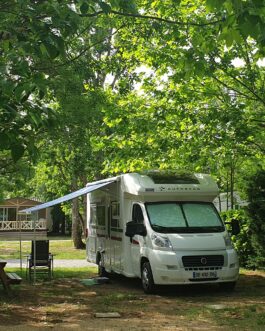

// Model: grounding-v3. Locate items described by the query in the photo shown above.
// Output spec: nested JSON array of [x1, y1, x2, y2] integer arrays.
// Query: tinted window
[[146, 202, 224, 233], [132, 204, 144, 223]]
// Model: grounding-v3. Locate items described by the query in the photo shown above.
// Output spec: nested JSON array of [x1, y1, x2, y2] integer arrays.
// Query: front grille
[[182, 255, 224, 268]]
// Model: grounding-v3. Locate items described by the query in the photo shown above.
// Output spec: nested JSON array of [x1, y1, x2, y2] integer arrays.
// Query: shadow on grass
[[0, 269, 264, 328], [3, 267, 265, 299], [3, 266, 97, 279], [103, 270, 265, 299]]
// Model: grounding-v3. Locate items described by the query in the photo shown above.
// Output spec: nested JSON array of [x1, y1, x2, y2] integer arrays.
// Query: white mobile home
[[86, 172, 240, 293]]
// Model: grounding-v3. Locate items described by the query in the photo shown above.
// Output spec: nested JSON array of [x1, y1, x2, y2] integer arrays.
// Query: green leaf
[[0, 133, 9, 149], [39, 89, 45, 100], [99, 1, 112, 13], [230, 29, 242, 43], [109, 0, 120, 8], [118, 0, 138, 13], [11, 144, 25, 162], [30, 112, 41, 126], [40, 43, 48, 56], [2, 40, 10, 52], [20, 90, 31, 103], [238, 13, 261, 40], [80, 2, 89, 14], [43, 42, 59, 59], [54, 36, 65, 55], [206, 0, 226, 11]]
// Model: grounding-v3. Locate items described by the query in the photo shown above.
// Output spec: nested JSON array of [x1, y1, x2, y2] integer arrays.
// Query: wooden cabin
[[0, 198, 52, 240]]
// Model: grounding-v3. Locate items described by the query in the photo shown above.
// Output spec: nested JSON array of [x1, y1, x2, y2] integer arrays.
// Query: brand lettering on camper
[[159, 186, 201, 192]]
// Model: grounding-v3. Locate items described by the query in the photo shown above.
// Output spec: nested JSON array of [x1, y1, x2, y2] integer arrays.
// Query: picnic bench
[[0, 260, 22, 293], [6, 272, 22, 284]]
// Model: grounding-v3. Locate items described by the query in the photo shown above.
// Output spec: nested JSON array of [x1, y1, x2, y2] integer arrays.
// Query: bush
[[221, 209, 255, 269], [221, 169, 265, 270], [244, 169, 265, 269]]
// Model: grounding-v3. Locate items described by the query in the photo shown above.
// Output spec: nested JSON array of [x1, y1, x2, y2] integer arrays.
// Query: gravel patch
[[6, 259, 97, 268]]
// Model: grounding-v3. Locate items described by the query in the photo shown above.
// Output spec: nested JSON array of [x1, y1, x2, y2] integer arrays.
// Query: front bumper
[[148, 249, 239, 285]]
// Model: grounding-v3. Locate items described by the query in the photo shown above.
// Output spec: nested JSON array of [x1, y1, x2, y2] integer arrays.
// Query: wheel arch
[[96, 251, 103, 265], [140, 256, 149, 270]]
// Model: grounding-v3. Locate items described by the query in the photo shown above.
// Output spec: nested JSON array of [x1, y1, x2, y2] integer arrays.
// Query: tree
[[102, 0, 265, 190], [30, 82, 110, 248], [0, 0, 83, 159], [2, 0, 265, 161], [2, 0, 265, 252], [244, 169, 265, 268]]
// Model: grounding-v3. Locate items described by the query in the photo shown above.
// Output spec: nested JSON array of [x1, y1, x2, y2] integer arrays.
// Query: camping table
[[0, 260, 22, 293], [0, 259, 10, 292]]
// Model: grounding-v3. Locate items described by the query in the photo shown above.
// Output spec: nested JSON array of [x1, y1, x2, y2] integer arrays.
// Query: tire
[[98, 256, 108, 277], [219, 281, 236, 291], [141, 261, 156, 294]]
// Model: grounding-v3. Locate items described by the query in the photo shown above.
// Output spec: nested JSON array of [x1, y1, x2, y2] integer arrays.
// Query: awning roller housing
[[21, 180, 116, 213]]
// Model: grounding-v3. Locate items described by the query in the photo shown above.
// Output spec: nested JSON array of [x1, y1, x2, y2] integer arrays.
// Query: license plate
[[193, 271, 217, 279]]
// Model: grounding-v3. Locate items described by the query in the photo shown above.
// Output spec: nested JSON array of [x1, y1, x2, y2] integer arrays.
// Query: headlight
[[151, 233, 173, 251], [224, 234, 233, 249]]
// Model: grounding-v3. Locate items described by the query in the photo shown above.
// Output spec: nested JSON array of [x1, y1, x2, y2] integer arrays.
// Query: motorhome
[[86, 172, 240, 293]]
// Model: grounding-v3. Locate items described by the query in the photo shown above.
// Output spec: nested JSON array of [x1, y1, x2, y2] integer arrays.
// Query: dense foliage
[[244, 169, 265, 268], [222, 169, 265, 270], [1, 0, 264, 252], [222, 210, 255, 269]]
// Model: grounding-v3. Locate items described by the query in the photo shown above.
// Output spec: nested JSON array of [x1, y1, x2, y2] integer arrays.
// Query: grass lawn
[[1, 239, 265, 329], [0, 237, 86, 260], [0, 268, 264, 330]]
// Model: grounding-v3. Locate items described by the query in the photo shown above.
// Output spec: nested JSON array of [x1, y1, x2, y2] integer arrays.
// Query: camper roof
[[120, 172, 219, 202]]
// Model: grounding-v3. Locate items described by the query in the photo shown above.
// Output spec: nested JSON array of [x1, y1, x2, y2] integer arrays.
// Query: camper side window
[[90, 205, 97, 225], [111, 202, 120, 228], [96, 206, 106, 227], [132, 204, 144, 224]]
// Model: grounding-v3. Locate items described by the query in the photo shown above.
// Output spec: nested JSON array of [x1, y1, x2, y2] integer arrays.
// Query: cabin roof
[[0, 197, 43, 208]]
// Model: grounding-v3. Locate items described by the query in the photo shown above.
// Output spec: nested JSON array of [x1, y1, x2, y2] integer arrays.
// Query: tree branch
[[209, 53, 265, 106], [251, 119, 265, 127], [34, 24, 126, 71], [81, 10, 226, 27], [67, 26, 122, 64], [225, 71, 265, 106], [212, 75, 257, 101], [250, 141, 265, 153]]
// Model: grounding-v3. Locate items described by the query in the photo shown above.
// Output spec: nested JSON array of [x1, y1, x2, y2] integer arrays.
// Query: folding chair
[[26, 240, 54, 280]]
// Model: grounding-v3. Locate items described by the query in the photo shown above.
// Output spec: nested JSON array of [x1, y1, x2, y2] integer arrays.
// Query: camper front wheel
[[141, 261, 155, 294]]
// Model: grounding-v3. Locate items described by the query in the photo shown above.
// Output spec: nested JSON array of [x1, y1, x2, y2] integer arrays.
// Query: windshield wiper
[[151, 224, 168, 233], [186, 226, 224, 233], [151, 225, 224, 234], [208, 226, 224, 232]]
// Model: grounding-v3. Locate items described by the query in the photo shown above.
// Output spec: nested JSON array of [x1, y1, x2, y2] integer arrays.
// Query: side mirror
[[231, 219, 240, 235], [125, 221, 147, 238]]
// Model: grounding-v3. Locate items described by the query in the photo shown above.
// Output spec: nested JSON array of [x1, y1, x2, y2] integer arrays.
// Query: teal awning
[[21, 180, 116, 213]]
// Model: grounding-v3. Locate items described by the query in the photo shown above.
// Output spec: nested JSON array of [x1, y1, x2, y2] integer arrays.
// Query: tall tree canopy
[[1, 0, 265, 248]]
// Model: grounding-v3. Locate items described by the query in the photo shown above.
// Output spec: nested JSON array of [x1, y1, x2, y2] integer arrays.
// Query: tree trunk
[[226, 171, 229, 211], [218, 195, 222, 212], [230, 163, 235, 210], [72, 197, 85, 249]]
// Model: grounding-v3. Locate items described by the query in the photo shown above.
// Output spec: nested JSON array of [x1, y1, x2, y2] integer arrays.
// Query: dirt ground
[[1, 270, 265, 331]]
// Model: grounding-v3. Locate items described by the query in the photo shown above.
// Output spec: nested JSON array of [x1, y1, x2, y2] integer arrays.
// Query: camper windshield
[[145, 202, 224, 233]]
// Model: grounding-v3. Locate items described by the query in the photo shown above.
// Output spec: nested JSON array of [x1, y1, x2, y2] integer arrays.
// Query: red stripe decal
[[111, 236, 122, 241], [97, 234, 106, 238], [132, 239, 139, 245]]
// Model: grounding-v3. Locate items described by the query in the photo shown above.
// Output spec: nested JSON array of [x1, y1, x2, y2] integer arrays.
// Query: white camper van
[[86, 172, 240, 293]]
